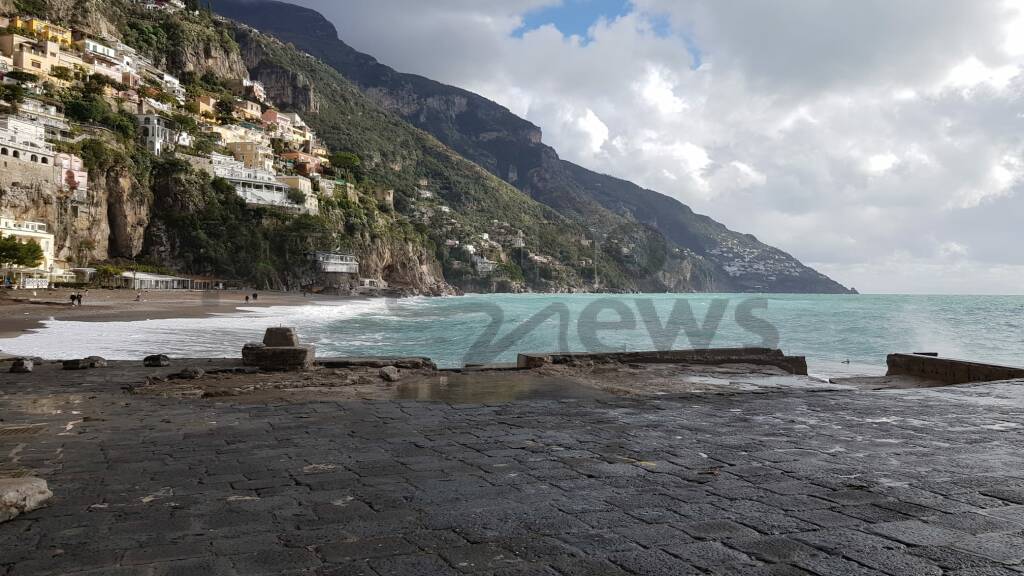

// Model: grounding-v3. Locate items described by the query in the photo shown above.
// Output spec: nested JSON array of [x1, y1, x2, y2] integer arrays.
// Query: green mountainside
[[215, 0, 854, 294], [1, 0, 852, 294]]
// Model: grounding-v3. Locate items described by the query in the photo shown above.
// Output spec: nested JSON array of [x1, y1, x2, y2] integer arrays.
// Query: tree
[[214, 99, 235, 123], [0, 237, 44, 268], [330, 152, 361, 173], [286, 188, 307, 205]]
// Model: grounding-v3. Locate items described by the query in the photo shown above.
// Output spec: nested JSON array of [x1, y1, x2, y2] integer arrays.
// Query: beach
[[0, 288, 330, 340]]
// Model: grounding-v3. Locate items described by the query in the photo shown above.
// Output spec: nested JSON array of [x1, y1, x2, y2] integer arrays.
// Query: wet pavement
[[3, 362, 1024, 575]]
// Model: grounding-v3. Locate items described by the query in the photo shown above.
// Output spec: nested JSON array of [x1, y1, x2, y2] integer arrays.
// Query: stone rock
[[263, 327, 300, 347], [62, 359, 89, 370], [143, 354, 170, 368], [85, 356, 107, 368], [379, 366, 401, 382], [10, 359, 33, 373], [177, 367, 205, 380], [0, 477, 52, 523]]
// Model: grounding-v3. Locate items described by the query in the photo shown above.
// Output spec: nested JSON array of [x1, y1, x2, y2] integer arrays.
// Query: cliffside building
[[0, 116, 54, 166], [209, 153, 315, 214], [137, 114, 192, 155], [226, 140, 275, 172], [0, 217, 55, 271]]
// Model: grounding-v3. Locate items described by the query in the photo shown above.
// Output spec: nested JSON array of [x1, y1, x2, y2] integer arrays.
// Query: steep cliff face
[[0, 153, 148, 267], [357, 237, 449, 295], [101, 168, 150, 259], [216, 0, 854, 294], [161, 21, 249, 81]]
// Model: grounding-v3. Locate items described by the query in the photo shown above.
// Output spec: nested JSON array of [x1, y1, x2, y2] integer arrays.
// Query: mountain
[[214, 0, 853, 294]]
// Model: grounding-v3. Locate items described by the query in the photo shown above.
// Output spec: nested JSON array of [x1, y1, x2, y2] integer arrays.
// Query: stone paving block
[[928, 512, 1024, 535], [952, 533, 1024, 564], [677, 519, 761, 541], [367, 553, 459, 575], [608, 549, 705, 575], [319, 537, 419, 562], [439, 543, 524, 572], [662, 540, 758, 570], [229, 548, 322, 575], [868, 519, 969, 546]]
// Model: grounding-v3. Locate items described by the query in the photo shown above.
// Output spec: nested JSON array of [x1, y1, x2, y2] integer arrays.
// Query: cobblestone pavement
[[3, 364, 1024, 575]]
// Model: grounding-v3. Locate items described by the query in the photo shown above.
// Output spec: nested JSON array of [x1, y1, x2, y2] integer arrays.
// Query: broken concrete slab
[[379, 366, 401, 382], [318, 357, 436, 370], [887, 353, 1024, 385], [0, 477, 52, 523], [517, 348, 809, 375]]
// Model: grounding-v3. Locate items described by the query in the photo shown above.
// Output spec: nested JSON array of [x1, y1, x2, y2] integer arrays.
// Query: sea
[[1, 294, 1022, 379]]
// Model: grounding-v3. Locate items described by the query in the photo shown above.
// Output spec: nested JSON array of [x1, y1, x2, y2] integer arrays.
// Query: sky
[[289, 0, 1024, 295]]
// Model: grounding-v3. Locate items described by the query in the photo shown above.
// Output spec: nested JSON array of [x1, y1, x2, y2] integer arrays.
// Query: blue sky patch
[[514, 0, 633, 39]]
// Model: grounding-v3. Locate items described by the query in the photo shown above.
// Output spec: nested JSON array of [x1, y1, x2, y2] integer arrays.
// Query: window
[[41, 157, 47, 165]]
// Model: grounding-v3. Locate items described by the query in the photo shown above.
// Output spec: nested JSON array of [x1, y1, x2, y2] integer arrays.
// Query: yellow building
[[11, 17, 73, 47], [196, 95, 218, 117], [234, 100, 262, 122], [226, 141, 275, 172], [0, 33, 60, 75]]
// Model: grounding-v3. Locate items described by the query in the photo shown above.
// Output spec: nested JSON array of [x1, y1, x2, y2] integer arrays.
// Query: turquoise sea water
[[2, 294, 1022, 378]]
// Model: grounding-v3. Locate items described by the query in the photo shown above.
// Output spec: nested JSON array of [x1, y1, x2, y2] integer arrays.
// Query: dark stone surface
[[3, 363, 1024, 574], [143, 355, 171, 368]]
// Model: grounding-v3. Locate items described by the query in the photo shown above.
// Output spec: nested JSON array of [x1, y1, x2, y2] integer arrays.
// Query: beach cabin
[[118, 271, 191, 290]]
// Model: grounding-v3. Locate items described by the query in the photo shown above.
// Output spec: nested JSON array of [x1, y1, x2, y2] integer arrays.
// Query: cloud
[[290, 0, 1024, 294]]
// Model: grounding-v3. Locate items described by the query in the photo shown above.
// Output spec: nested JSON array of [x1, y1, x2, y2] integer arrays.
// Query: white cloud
[[291, 0, 1024, 294]]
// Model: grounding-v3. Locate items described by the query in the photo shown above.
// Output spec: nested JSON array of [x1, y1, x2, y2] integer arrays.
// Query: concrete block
[[263, 327, 299, 347], [0, 477, 52, 523], [244, 345, 315, 372]]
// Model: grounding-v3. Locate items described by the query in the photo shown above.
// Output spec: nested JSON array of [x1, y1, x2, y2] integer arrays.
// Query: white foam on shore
[[0, 299, 391, 360]]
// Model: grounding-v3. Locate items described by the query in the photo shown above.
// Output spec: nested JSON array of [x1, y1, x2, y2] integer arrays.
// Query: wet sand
[[0, 289, 340, 340]]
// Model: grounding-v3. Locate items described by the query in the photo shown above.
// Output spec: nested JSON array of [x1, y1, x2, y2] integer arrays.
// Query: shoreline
[[0, 288, 350, 340]]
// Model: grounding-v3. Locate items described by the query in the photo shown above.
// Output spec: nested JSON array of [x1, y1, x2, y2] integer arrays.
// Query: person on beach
[[76, 294, 83, 306], [252, 293, 258, 301], [245, 295, 250, 303], [135, 292, 142, 302], [69, 293, 77, 306]]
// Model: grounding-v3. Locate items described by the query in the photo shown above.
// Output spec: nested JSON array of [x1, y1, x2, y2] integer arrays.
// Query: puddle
[[395, 373, 612, 403]]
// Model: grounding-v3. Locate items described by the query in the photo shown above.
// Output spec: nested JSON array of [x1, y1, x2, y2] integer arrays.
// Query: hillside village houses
[[0, 11, 518, 288]]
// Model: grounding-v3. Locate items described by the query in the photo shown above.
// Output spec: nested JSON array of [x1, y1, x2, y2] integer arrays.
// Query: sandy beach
[[0, 288, 329, 341]]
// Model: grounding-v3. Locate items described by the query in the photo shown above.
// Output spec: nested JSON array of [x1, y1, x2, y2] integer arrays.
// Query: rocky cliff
[[215, 0, 854, 294]]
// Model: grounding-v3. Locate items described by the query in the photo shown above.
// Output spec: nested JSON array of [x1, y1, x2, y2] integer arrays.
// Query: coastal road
[[3, 363, 1024, 575]]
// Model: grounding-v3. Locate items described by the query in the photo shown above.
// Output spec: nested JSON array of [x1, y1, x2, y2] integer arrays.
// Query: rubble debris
[[0, 478, 52, 523]]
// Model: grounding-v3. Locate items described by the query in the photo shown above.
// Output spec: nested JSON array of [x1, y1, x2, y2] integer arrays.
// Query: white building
[[0, 217, 55, 270], [210, 153, 315, 214], [0, 115, 54, 165], [17, 98, 69, 140], [310, 252, 358, 274], [138, 114, 192, 155], [473, 255, 498, 274]]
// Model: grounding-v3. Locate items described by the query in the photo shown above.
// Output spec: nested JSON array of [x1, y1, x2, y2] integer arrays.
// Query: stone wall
[[0, 157, 60, 189], [886, 353, 1024, 384]]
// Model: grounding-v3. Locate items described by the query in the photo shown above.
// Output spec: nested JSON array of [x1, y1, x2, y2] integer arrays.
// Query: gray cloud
[[291, 0, 1024, 294]]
